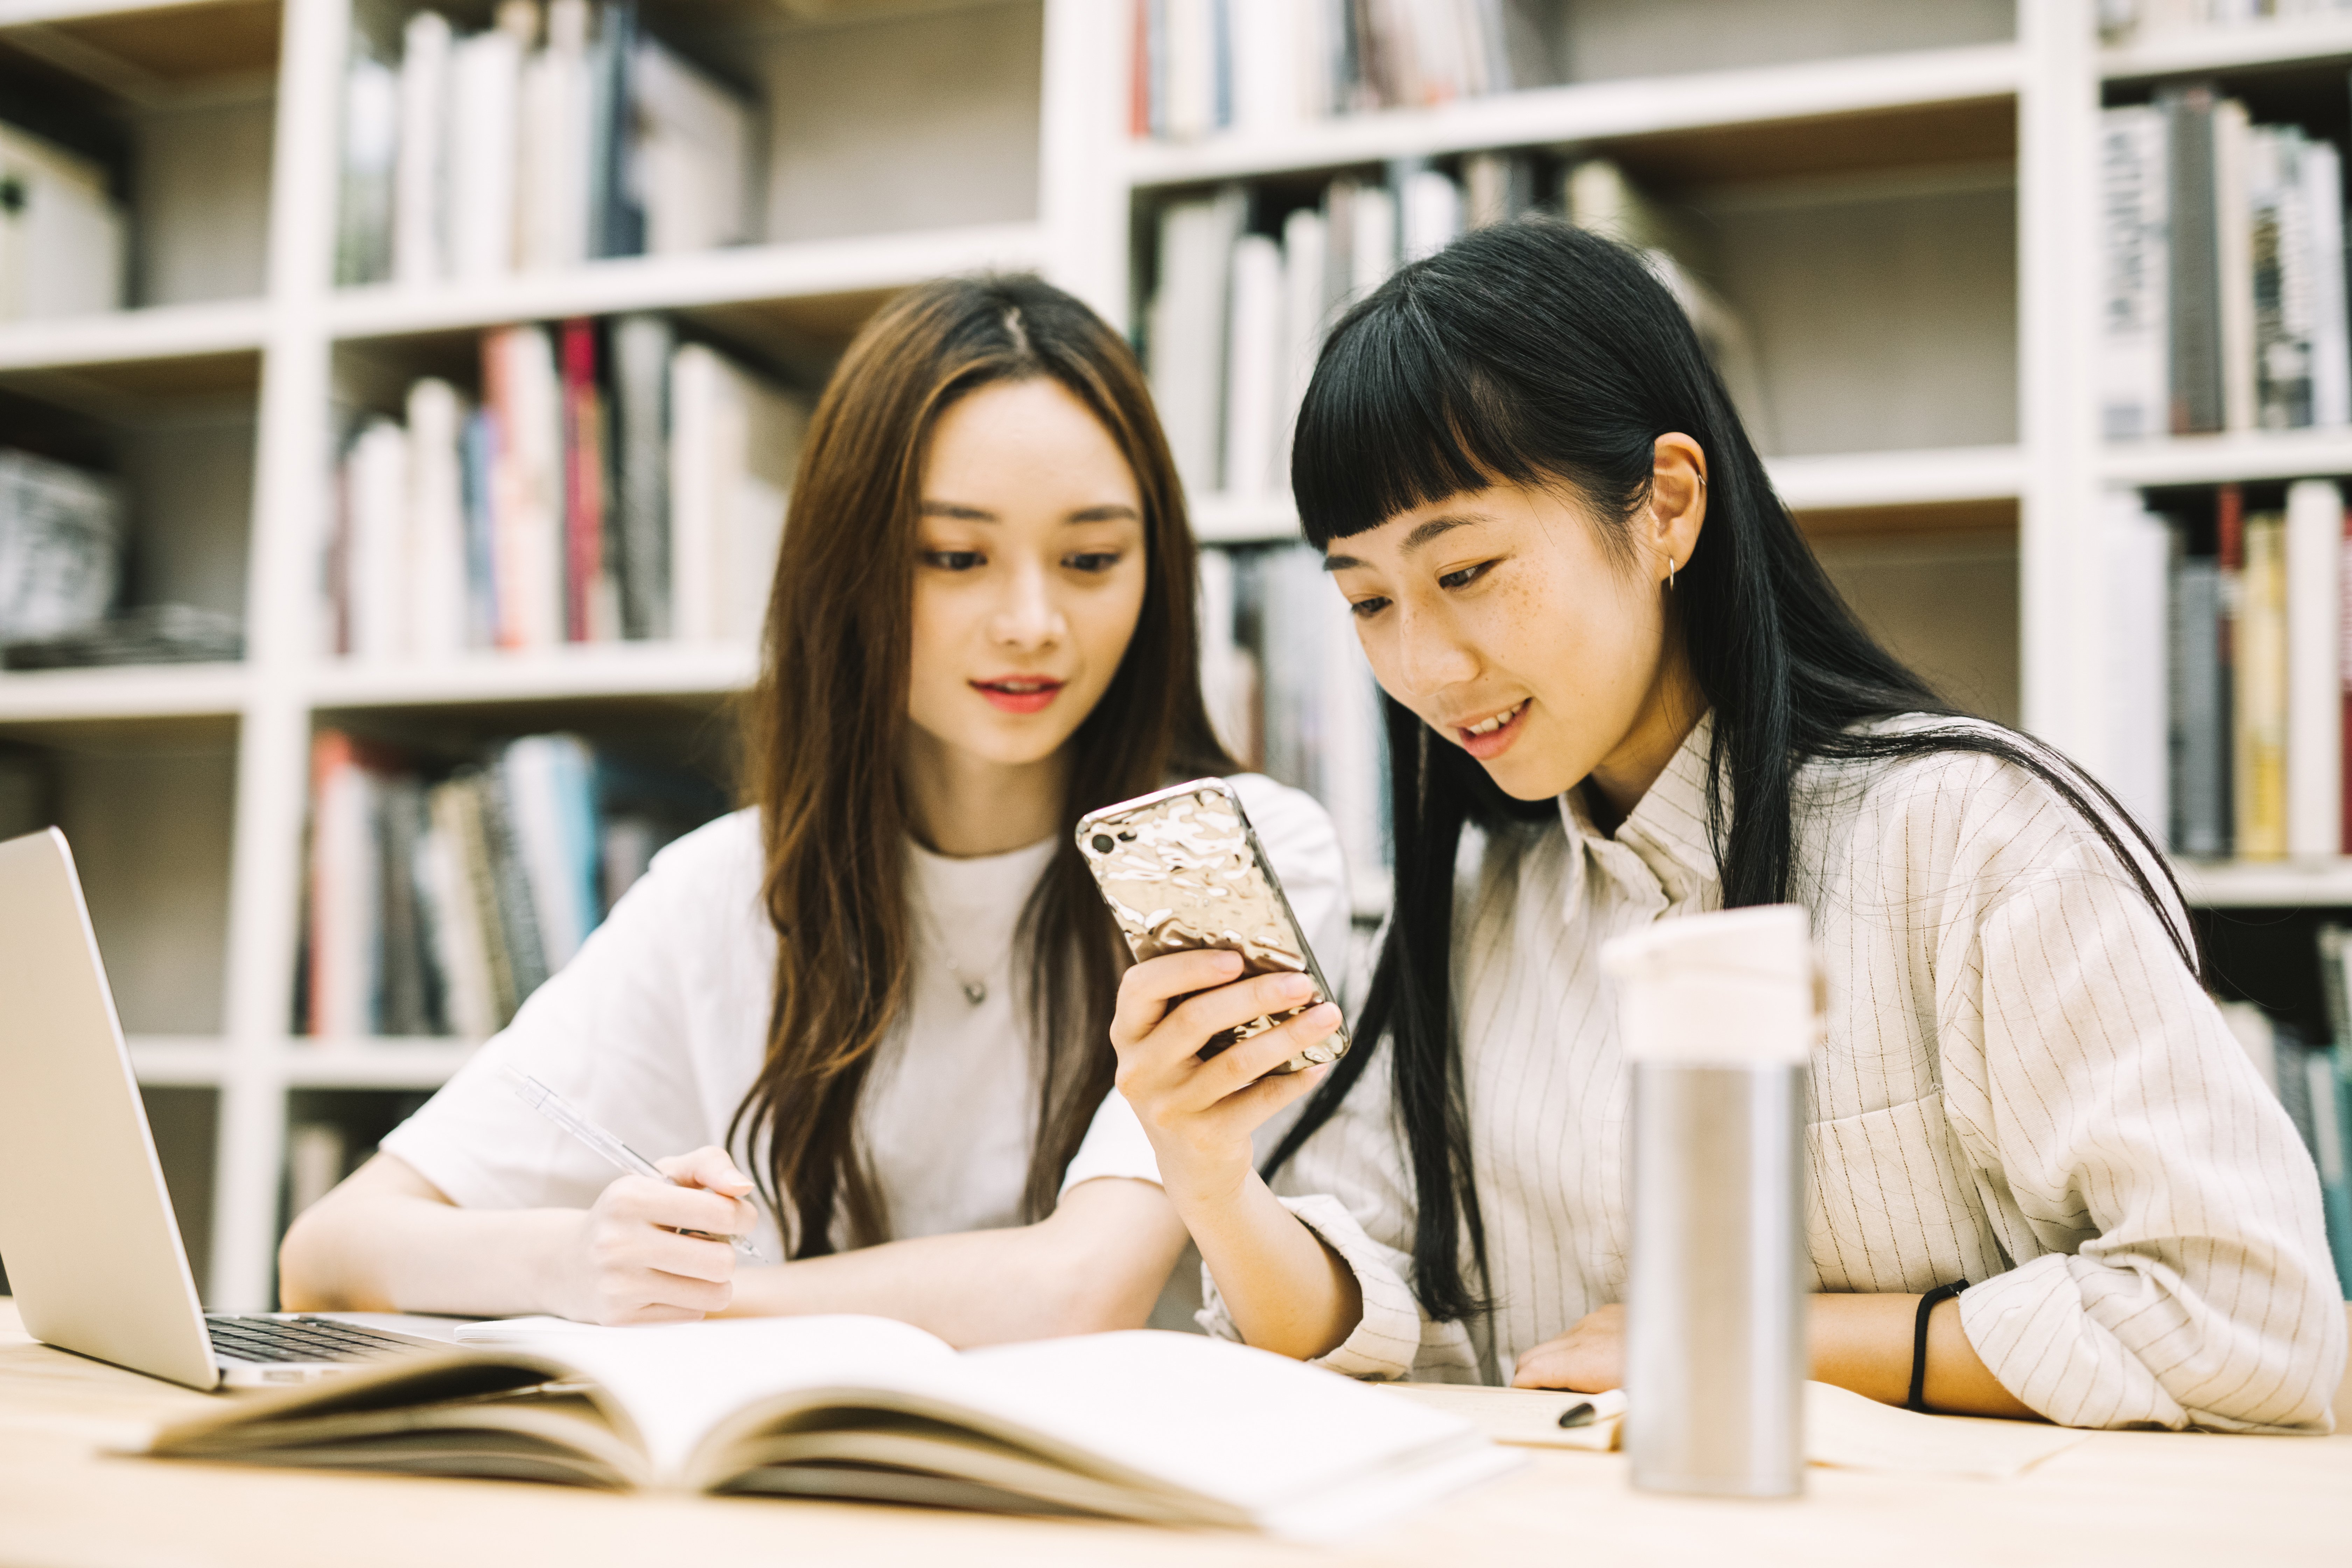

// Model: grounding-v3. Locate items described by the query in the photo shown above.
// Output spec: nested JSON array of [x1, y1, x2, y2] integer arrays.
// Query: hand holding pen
[[505, 1069, 769, 1264]]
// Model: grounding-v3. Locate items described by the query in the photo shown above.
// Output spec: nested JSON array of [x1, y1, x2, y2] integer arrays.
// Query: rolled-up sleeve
[[1942, 847, 2346, 1432]]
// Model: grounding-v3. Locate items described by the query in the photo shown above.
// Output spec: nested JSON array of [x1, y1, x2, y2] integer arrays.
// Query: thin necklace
[[913, 901, 988, 1007]]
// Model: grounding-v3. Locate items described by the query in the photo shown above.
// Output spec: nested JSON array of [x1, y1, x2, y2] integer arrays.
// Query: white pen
[[504, 1069, 768, 1263]]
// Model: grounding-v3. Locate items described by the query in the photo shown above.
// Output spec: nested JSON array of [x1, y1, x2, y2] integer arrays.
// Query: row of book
[[1132, 0, 1535, 141], [2238, 920, 2352, 1293], [1147, 155, 1760, 502], [2104, 0, 2352, 42], [338, 0, 755, 289], [301, 730, 725, 1041], [2098, 92, 2351, 441], [2104, 481, 2349, 860], [0, 118, 125, 323], [325, 317, 806, 660], [1200, 545, 1388, 910]]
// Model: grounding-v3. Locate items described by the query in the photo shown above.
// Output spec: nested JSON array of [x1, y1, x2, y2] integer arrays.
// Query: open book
[[135, 1317, 1517, 1538]]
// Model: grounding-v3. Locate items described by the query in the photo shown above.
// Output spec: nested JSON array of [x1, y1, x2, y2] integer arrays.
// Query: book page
[[938, 1331, 1494, 1521], [468, 1315, 958, 1481]]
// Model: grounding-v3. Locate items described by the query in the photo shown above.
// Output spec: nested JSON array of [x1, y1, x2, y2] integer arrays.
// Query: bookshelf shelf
[[280, 1041, 478, 1090], [127, 1036, 230, 1087], [2174, 859, 2352, 908], [324, 223, 1051, 343], [305, 645, 756, 710], [0, 301, 270, 374], [1119, 43, 2022, 190], [2101, 429, 2352, 489], [0, 663, 246, 723], [2100, 15, 2352, 81]]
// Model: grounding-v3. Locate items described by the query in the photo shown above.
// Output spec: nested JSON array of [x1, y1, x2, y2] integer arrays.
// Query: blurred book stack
[[338, 0, 756, 287], [1146, 155, 1757, 501], [1132, 0, 1538, 140], [301, 729, 726, 1041], [1199, 546, 1388, 909], [2226, 933, 2352, 1294], [2098, 90, 2351, 441], [2102, 480, 2351, 860], [2103, 1, 2352, 47], [325, 317, 806, 658]]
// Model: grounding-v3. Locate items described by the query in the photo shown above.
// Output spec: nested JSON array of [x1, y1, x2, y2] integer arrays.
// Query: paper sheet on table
[[1380, 1386, 1626, 1451], [1383, 1381, 2087, 1479], [1801, 1380, 2087, 1478]]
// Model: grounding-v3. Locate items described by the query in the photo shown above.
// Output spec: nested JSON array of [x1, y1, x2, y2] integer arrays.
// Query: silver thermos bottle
[[1604, 904, 1814, 1498]]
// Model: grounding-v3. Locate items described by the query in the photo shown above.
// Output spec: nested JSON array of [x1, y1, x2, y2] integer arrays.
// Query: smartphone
[[1076, 778, 1349, 1074]]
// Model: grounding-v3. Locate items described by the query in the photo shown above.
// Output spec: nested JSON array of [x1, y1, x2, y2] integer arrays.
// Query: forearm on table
[[1184, 1172, 1362, 1362], [721, 1178, 1189, 1348], [278, 1156, 574, 1317], [1808, 1293, 2037, 1419]]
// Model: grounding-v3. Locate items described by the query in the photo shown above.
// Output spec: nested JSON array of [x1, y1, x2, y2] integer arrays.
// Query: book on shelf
[[2155, 478, 2348, 860], [1133, 0, 1534, 141], [302, 729, 725, 1042], [2101, 91, 2350, 441], [132, 1315, 1513, 1535], [325, 321, 806, 659], [347, 0, 756, 288], [0, 118, 127, 323], [0, 449, 121, 647], [2104, 1, 2352, 46], [2307, 924, 2352, 1293]]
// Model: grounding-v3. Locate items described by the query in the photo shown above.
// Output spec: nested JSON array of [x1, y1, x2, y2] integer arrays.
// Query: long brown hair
[[729, 274, 1232, 1256]]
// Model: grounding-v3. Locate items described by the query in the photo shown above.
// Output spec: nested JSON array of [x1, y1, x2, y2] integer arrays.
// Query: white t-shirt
[[382, 773, 1350, 1255]]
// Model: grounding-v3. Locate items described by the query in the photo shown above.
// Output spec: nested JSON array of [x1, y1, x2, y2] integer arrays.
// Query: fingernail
[[1557, 1402, 1596, 1429]]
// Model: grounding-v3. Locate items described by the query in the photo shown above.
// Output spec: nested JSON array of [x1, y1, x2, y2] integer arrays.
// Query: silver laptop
[[0, 827, 444, 1390]]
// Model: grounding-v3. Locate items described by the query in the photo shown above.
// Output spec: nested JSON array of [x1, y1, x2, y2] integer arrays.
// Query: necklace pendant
[[959, 978, 988, 1007]]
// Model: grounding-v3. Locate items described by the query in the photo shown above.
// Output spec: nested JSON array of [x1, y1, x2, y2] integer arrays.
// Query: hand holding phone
[[1077, 779, 1349, 1074]]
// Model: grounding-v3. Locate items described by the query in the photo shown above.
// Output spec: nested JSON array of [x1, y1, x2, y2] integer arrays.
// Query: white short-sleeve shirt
[[382, 773, 1349, 1254]]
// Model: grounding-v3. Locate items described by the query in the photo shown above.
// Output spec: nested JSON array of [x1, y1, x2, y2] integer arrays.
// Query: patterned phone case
[[1076, 779, 1349, 1073]]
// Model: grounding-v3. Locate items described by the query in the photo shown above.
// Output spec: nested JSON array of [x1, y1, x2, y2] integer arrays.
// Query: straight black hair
[[1264, 218, 2196, 1325]]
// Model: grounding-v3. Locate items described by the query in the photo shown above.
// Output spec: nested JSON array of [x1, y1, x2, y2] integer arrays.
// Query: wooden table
[[1, 1300, 2345, 1568]]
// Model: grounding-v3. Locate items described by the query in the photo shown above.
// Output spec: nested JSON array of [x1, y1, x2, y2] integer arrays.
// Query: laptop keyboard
[[204, 1314, 422, 1364]]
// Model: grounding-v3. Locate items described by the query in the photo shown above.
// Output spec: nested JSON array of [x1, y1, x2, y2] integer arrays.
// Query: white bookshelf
[[1, 0, 2342, 1313]]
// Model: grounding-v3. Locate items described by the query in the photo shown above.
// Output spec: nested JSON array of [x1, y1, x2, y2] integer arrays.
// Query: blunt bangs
[[1290, 286, 1546, 548]]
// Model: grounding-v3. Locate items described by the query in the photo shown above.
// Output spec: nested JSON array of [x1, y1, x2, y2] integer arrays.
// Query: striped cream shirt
[[1203, 715, 2347, 1432]]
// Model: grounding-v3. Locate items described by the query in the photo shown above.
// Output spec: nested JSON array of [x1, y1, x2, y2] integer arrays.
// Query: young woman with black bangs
[[279, 275, 1350, 1340], [1110, 219, 2346, 1430]]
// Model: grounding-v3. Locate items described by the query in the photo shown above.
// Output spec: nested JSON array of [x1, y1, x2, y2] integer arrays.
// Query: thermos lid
[[1603, 904, 1816, 1066]]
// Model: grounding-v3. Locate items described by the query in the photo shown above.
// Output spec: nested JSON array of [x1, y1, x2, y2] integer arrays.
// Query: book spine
[[2286, 479, 2343, 856], [2304, 140, 2350, 427], [2238, 512, 2289, 859], [2164, 86, 2224, 434], [611, 313, 673, 641], [2107, 494, 2172, 835], [561, 318, 598, 643], [2215, 99, 2256, 432], [393, 11, 451, 287], [406, 378, 469, 659], [2170, 554, 2225, 854], [376, 775, 430, 1038], [419, 781, 496, 1040], [460, 405, 501, 649], [2101, 106, 2170, 442], [2218, 482, 2242, 850], [446, 771, 519, 1028], [2316, 1049, 2352, 1296], [478, 754, 551, 1007]]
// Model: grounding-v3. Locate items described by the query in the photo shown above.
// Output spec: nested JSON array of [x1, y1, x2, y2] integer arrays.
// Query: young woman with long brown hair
[[280, 275, 1349, 1340]]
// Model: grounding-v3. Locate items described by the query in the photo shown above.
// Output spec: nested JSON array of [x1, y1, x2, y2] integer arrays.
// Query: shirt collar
[[1556, 711, 1722, 915]]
